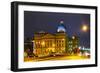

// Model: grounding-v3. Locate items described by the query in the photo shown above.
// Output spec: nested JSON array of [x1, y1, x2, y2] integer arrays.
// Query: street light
[[72, 36, 75, 39]]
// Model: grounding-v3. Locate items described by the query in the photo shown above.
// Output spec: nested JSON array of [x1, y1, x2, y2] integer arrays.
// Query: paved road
[[24, 55, 89, 62]]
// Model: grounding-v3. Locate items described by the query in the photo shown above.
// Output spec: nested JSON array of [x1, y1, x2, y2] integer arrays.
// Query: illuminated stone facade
[[32, 21, 79, 57], [33, 32, 67, 57]]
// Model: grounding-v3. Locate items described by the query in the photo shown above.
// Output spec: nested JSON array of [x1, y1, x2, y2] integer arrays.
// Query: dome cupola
[[57, 21, 66, 32]]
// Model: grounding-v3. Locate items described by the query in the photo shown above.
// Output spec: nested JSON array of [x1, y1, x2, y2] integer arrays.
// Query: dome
[[57, 21, 66, 32], [57, 25, 66, 32]]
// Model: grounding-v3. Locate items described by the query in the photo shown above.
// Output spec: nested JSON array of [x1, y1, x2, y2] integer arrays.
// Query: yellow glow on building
[[41, 41, 45, 46], [52, 44, 55, 47], [62, 39, 65, 40], [33, 32, 67, 57]]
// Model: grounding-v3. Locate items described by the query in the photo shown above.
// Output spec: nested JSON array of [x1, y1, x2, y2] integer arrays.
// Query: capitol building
[[33, 21, 79, 57]]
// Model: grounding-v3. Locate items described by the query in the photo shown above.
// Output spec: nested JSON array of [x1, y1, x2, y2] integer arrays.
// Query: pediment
[[42, 33, 55, 39]]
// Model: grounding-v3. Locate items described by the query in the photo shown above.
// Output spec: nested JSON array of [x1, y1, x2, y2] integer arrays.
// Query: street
[[24, 55, 89, 62]]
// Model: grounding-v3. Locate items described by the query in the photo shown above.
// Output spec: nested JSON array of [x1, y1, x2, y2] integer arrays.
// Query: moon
[[81, 25, 88, 32]]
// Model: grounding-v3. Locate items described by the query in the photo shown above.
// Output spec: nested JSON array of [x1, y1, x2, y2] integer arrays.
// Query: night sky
[[24, 11, 90, 48]]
